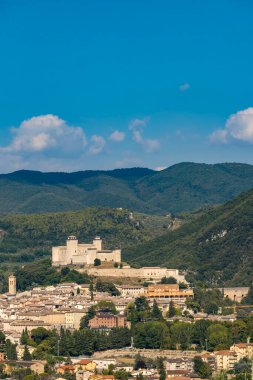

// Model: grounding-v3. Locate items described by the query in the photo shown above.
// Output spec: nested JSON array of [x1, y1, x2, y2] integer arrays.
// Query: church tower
[[8, 275, 16, 295]]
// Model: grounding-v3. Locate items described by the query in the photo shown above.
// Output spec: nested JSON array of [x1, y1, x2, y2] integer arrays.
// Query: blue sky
[[1, 0, 253, 172]]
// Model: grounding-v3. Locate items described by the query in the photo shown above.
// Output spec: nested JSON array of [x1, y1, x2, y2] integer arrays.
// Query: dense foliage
[[7, 258, 90, 292], [30, 326, 131, 358], [133, 318, 253, 351], [124, 188, 253, 285], [0, 163, 253, 214], [0, 208, 169, 271]]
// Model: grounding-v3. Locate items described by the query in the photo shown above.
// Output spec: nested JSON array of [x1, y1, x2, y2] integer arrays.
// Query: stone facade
[[52, 236, 121, 267], [87, 267, 186, 282], [218, 287, 250, 302]]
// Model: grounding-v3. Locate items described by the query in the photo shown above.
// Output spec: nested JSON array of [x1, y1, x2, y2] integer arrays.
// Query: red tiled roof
[[77, 359, 92, 365]]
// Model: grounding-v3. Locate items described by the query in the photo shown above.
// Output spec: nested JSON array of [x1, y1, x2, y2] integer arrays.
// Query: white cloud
[[1, 114, 87, 154], [109, 130, 125, 142], [179, 83, 190, 92], [129, 118, 160, 153], [209, 107, 253, 144], [0, 114, 89, 172], [89, 135, 106, 155]]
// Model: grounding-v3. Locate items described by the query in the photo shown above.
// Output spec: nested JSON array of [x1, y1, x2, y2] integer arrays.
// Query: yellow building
[[147, 284, 193, 306], [74, 359, 96, 372]]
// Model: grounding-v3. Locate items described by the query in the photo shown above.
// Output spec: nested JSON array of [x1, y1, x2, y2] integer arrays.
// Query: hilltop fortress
[[52, 235, 187, 283], [52, 236, 121, 267]]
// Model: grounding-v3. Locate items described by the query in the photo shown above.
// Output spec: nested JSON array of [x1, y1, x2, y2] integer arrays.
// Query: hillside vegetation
[[123, 189, 253, 286], [0, 208, 170, 270], [1, 162, 253, 214]]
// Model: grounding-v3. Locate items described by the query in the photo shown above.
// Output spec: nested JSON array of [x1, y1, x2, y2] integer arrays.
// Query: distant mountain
[[1, 162, 253, 214], [123, 188, 253, 286]]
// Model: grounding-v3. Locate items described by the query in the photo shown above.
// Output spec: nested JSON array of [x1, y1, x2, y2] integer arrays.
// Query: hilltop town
[[0, 234, 251, 380]]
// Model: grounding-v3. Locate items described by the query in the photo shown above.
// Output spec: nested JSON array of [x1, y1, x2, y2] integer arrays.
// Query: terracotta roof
[[59, 365, 75, 370], [77, 359, 93, 365], [234, 343, 253, 348]]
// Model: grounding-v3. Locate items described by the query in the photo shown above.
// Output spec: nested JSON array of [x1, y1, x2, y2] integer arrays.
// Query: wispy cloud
[[109, 130, 125, 142], [179, 83, 190, 92], [129, 118, 160, 153], [89, 135, 106, 155]]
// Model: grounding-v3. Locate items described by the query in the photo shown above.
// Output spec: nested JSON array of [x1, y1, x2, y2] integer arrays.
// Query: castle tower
[[66, 236, 78, 264], [93, 236, 102, 251], [8, 275, 16, 295]]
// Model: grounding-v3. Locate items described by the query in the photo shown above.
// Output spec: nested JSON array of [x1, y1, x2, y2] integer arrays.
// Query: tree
[[213, 371, 228, 380], [22, 345, 32, 361], [96, 300, 117, 314], [135, 297, 150, 312], [115, 369, 129, 380], [170, 322, 193, 350], [89, 281, 94, 300], [134, 354, 147, 369], [207, 323, 231, 351], [31, 327, 50, 345], [94, 258, 101, 266], [5, 339, 17, 360], [159, 368, 166, 380], [206, 302, 218, 315], [134, 321, 169, 349], [161, 277, 177, 284], [193, 319, 212, 348], [21, 328, 29, 345], [96, 279, 120, 296], [80, 306, 96, 328], [234, 357, 252, 380], [151, 300, 163, 320], [167, 301, 176, 318], [193, 356, 212, 379], [61, 267, 70, 276]]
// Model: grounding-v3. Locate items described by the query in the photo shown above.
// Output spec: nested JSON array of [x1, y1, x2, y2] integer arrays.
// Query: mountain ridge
[[123, 187, 253, 286], [0, 162, 253, 214]]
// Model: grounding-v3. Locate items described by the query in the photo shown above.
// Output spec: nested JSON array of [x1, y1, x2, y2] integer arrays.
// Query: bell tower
[[8, 275, 16, 295]]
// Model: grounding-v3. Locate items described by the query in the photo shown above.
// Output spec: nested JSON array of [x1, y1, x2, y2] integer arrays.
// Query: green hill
[[0, 208, 169, 270], [1, 162, 253, 214], [123, 188, 253, 286]]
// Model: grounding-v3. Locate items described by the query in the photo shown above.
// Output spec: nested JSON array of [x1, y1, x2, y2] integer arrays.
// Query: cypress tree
[[151, 300, 163, 320], [22, 345, 32, 361]]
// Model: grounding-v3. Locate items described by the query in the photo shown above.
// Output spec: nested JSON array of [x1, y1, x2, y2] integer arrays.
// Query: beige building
[[230, 343, 253, 359], [116, 285, 145, 297], [65, 310, 87, 329], [52, 236, 121, 267], [214, 350, 238, 371]]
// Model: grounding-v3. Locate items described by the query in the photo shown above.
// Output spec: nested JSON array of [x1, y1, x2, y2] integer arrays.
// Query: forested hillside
[[123, 189, 253, 286], [0, 208, 169, 270], [0, 162, 253, 214]]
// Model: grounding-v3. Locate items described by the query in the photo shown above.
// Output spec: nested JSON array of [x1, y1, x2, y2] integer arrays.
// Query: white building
[[52, 236, 121, 267]]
